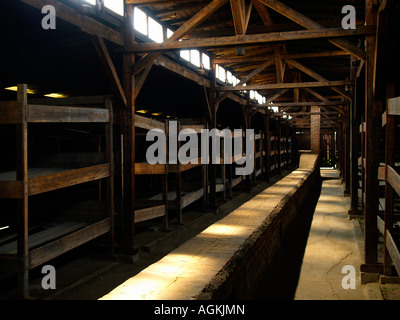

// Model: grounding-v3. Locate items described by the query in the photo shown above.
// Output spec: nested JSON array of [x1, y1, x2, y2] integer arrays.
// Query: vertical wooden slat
[[105, 97, 115, 256], [363, 0, 379, 265], [277, 118, 281, 174], [264, 114, 270, 181], [16, 84, 29, 299], [121, 4, 136, 253], [208, 55, 217, 210]]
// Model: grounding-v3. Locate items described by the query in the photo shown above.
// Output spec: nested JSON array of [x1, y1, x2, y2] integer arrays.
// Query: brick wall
[[196, 157, 321, 299], [311, 106, 321, 154]]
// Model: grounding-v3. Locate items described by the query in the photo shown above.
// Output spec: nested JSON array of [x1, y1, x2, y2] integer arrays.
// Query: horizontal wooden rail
[[387, 165, 400, 196], [386, 230, 400, 277]]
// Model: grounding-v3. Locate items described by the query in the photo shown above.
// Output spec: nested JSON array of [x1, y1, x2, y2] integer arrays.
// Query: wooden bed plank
[[28, 218, 111, 269], [0, 222, 87, 254], [135, 163, 166, 175], [134, 205, 166, 223], [28, 164, 110, 195], [27, 105, 109, 123], [135, 114, 165, 131]]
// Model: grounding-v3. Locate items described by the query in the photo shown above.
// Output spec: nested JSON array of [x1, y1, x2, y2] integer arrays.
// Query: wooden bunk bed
[[253, 130, 264, 183], [269, 133, 279, 174], [134, 114, 168, 229], [167, 120, 207, 224], [0, 84, 114, 299]]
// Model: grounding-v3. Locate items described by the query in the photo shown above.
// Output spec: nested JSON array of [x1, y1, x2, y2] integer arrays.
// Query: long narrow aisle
[[294, 169, 370, 300]]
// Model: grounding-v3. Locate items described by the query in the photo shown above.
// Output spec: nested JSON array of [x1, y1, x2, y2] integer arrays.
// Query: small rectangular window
[[190, 50, 200, 67], [104, 0, 124, 16], [134, 7, 148, 36], [180, 50, 190, 62], [217, 65, 226, 82], [148, 16, 163, 43], [226, 71, 232, 84], [202, 53, 210, 70], [166, 28, 174, 39]]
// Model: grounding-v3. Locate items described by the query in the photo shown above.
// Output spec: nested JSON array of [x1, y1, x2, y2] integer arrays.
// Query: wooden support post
[[176, 121, 183, 224], [209, 56, 217, 210], [16, 84, 29, 299], [121, 4, 136, 255], [349, 87, 360, 215], [363, 0, 379, 266], [264, 114, 270, 181], [105, 97, 115, 256], [344, 101, 351, 196], [277, 118, 282, 175], [163, 120, 169, 230]]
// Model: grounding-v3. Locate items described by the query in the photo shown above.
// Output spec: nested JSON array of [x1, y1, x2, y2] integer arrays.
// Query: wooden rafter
[[252, 0, 285, 83], [304, 88, 345, 114], [216, 60, 275, 103], [127, 26, 374, 53], [212, 80, 353, 91], [214, 50, 349, 64], [259, 100, 344, 108], [257, 0, 366, 61], [285, 59, 353, 100], [229, 0, 253, 36], [93, 35, 127, 107]]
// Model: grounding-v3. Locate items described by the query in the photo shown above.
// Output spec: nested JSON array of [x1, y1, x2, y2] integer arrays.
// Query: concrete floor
[[294, 169, 381, 300]]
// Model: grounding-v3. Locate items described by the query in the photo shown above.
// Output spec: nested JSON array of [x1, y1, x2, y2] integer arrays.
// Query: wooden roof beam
[[230, 0, 246, 35], [214, 50, 349, 64], [257, 0, 367, 61], [212, 80, 353, 91], [285, 59, 353, 100], [127, 26, 375, 52]]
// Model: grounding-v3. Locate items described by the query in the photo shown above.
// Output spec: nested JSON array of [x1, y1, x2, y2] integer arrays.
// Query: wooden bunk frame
[[0, 84, 114, 299], [377, 94, 400, 277], [168, 120, 207, 224], [134, 114, 168, 229]]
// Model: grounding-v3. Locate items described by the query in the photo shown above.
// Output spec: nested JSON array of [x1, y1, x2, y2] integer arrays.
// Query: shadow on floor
[[251, 174, 323, 300]]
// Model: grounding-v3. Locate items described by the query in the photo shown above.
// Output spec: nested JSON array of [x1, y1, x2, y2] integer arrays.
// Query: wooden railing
[[378, 96, 400, 277]]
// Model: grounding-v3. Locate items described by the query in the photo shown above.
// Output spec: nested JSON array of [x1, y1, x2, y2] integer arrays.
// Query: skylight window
[[190, 50, 200, 68], [180, 50, 190, 62], [226, 71, 232, 84], [217, 65, 226, 82], [134, 7, 148, 36], [104, 0, 124, 16], [202, 53, 210, 70], [148, 16, 163, 43], [166, 28, 174, 39]]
